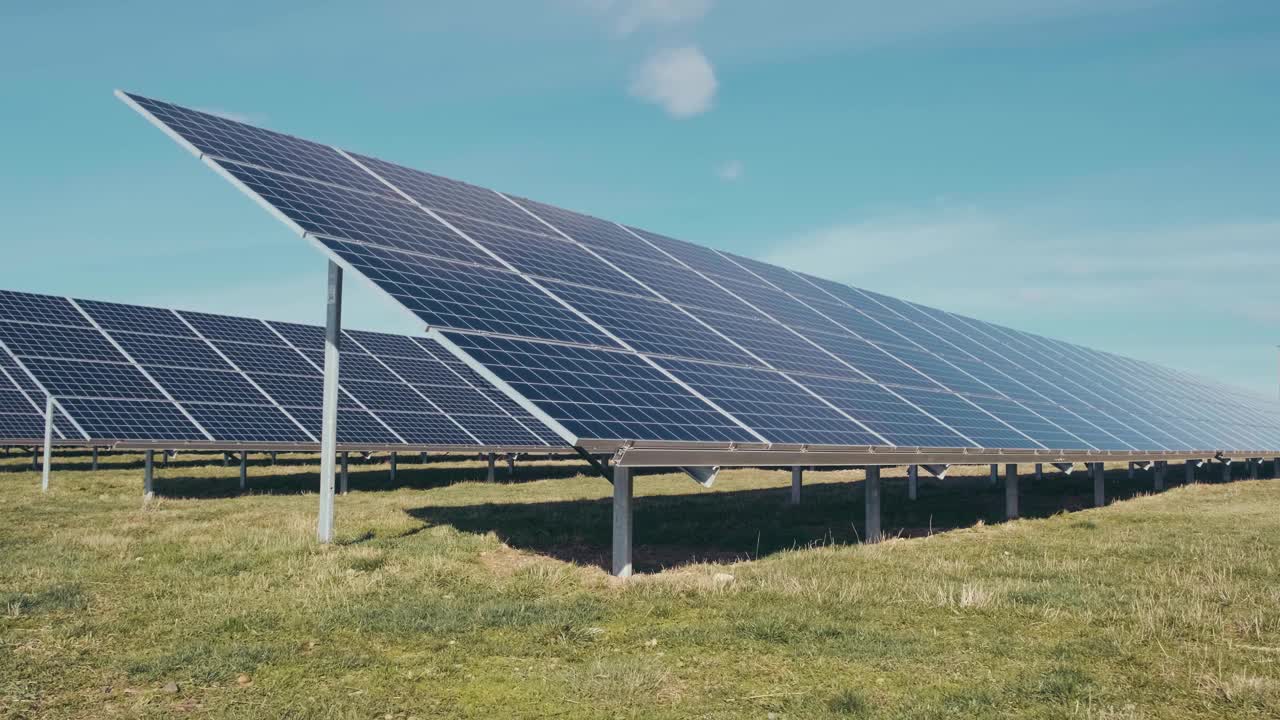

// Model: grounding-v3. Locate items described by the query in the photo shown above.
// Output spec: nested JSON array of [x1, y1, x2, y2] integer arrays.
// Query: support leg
[[31, 446, 37, 470], [317, 261, 342, 543], [790, 466, 802, 505], [989, 463, 998, 487], [223, 452, 229, 467], [1274, 458, 1280, 480], [907, 464, 918, 501], [1222, 461, 1231, 483], [612, 465, 633, 578], [1092, 462, 1105, 507], [270, 451, 277, 466], [40, 396, 54, 492], [1249, 459, 1258, 480], [507, 454, 515, 478], [1005, 463, 1019, 519], [340, 452, 349, 495], [389, 452, 397, 483], [144, 450, 154, 499], [420, 451, 428, 464], [1154, 460, 1165, 491], [1185, 460, 1196, 484], [486, 452, 496, 483], [239, 452, 248, 491], [1034, 463, 1043, 482], [865, 466, 882, 544], [91, 447, 99, 472]]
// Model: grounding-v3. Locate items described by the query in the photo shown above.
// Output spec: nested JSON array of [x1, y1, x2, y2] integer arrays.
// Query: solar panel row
[[119, 92, 1280, 455], [0, 289, 563, 449]]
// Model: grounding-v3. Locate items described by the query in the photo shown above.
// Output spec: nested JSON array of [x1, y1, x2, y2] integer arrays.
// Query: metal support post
[[486, 452, 496, 482], [907, 464, 918, 501], [223, 452, 229, 467], [1092, 462, 1105, 507], [239, 452, 248, 490], [1034, 463, 1043, 482], [989, 463, 998, 486], [40, 396, 54, 492], [420, 451, 428, 464], [317, 261, 342, 543], [144, 449, 154, 499], [1274, 457, 1280, 479], [91, 447, 99, 471], [389, 452, 397, 482], [1222, 461, 1231, 483], [339, 452, 349, 495], [507, 453, 515, 477], [1005, 463, 1019, 519], [31, 446, 37, 470], [1185, 459, 1196, 484], [1153, 460, 1165, 491], [1249, 458, 1258, 480], [790, 466, 802, 505], [612, 465, 633, 577], [270, 451, 277, 466], [865, 466, 882, 544]]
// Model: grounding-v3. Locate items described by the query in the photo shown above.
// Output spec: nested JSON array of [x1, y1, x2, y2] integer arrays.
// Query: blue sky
[[2, 1, 1278, 395]]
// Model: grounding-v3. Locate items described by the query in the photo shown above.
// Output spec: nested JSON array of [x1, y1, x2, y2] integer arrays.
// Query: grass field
[[2, 450, 1279, 719]]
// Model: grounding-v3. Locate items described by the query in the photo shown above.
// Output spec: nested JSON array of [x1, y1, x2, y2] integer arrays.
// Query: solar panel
[[120, 91, 1280, 458], [0, 289, 565, 450]]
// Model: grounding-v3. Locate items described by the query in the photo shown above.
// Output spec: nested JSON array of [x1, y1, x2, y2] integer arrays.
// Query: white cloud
[[629, 45, 717, 117], [716, 159, 743, 181], [576, 0, 714, 35]]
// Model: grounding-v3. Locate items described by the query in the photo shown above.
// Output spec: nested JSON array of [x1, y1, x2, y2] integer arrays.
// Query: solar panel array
[[120, 91, 1280, 455], [0, 289, 563, 449]]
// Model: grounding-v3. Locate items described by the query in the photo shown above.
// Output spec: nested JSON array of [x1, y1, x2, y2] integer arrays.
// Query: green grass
[[2, 449, 1279, 718]]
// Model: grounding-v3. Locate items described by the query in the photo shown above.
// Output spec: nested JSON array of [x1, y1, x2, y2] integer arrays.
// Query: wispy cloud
[[576, 0, 713, 35], [630, 45, 717, 117], [716, 159, 743, 181]]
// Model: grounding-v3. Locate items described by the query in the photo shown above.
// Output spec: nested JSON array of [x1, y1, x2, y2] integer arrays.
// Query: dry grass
[[1, 450, 1278, 718]]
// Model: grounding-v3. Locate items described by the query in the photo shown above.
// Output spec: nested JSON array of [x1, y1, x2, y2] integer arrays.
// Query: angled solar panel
[[117, 91, 1280, 459], [0, 289, 565, 451]]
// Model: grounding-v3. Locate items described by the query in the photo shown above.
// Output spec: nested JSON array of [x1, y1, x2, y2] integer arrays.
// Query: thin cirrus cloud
[[578, 0, 714, 35], [629, 45, 718, 118], [716, 159, 744, 181]]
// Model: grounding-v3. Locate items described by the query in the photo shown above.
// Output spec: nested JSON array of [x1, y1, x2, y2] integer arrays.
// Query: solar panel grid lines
[[120, 91, 1280, 459], [170, 310, 320, 444], [333, 157, 778, 446], [262, 320, 411, 445], [0, 341, 87, 441], [341, 331, 485, 445], [68, 297, 222, 442]]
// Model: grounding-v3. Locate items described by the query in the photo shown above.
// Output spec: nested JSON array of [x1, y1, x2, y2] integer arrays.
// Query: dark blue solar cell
[[222, 163, 500, 268], [0, 322, 124, 362], [962, 395, 1090, 450], [290, 407, 403, 444], [351, 153, 552, 234], [874, 345, 997, 398], [803, 298, 920, 349], [685, 308, 850, 377], [446, 332, 758, 443], [344, 330, 432, 359], [543, 282, 757, 366], [267, 321, 326, 350], [891, 386, 1040, 450], [375, 410, 478, 446], [409, 383, 503, 416], [626, 227, 757, 280], [0, 412, 47, 440], [787, 375, 969, 448], [179, 311, 282, 345], [443, 214, 654, 296], [147, 367, 269, 405], [0, 290, 89, 327], [112, 332, 232, 369], [185, 403, 314, 443], [342, 380, 440, 413], [655, 358, 884, 446], [800, 330, 940, 389], [1021, 402, 1134, 451], [320, 236, 619, 347], [21, 358, 166, 401], [123, 92, 392, 196], [710, 275, 845, 333], [214, 341, 319, 376], [505, 199, 675, 264], [247, 373, 349, 409], [376, 354, 465, 386], [57, 397, 206, 441], [592, 248, 761, 316], [76, 299, 195, 337], [444, 412, 548, 446]]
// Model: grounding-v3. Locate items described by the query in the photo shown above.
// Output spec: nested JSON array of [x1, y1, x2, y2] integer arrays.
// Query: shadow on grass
[[407, 467, 1207, 573]]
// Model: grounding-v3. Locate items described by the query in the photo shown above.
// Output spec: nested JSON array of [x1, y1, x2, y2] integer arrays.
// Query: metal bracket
[[1051, 462, 1075, 475], [681, 466, 720, 487], [921, 464, 950, 480]]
